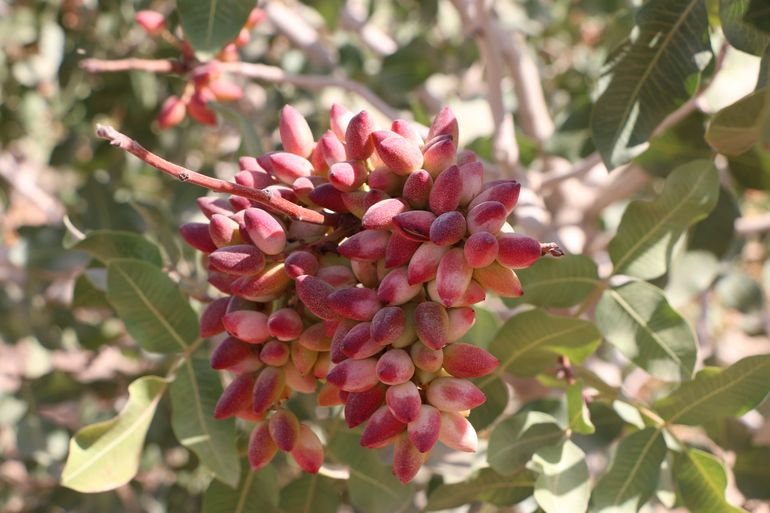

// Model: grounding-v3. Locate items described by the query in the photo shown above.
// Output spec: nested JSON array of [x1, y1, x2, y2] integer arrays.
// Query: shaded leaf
[[664, 250, 720, 307], [468, 375, 508, 431], [425, 467, 535, 510], [706, 87, 770, 156], [596, 281, 697, 381], [508, 255, 600, 308], [177, 0, 254, 56], [280, 473, 339, 513], [327, 430, 414, 513], [734, 447, 770, 499], [488, 411, 565, 475], [528, 439, 590, 513], [715, 271, 765, 313], [61, 376, 166, 492], [591, 427, 667, 513], [459, 306, 500, 349], [688, 186, 741, 257], [591, 0, 711, 168], [202, 460, 278, 513], [673, 449, 745, 513], [721, 0, 770, 55], [726, 145, 770, 190], [609, 159, 719, 279], [73, 230, 162, 267], [106, 259, 198, 353], [655, 354, 770, 425], [171, 356, 239, 487], [565, 381, 594, 435], [746, 0, 770, 35]]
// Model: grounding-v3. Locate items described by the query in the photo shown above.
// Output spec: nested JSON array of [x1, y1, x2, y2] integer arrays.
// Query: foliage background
[[1, 0, 769, 512]]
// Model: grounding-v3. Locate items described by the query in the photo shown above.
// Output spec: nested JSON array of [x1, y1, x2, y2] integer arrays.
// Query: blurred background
[[1, 1, 769, 512]]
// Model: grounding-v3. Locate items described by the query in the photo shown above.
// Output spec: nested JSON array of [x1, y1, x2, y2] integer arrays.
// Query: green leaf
[[591, 427, 667, 513], [425, 467, 535, 510], [726, 145, 770, 190], [595, 281, 697, 381], [488, 411, 565, 475], [472, 309, 600, 430], [327, 430, 414, 513], [202, 461, 278, 513], [746, 0, 770, 35], [655, 355, 770, 425], [61, 375, 167, 492], [106, 259, 198, 353], [664, 250, 720, 307], [673, 449, 745, 513], [279, 474, 340, 513], [171, 356, 239, 487], [734, 447, 770, 499], [609, 159, 719, 279], [720, 0, 770, 55], [565, 382, 594, 435], [468, 375, 508, 431], [487, 308, 602, 379], [715, 271, 765, 313], [176, 0, 254, 56], [459, 306, 500, 349], [508, 255, 600, 308], [688, 186, 741, 257], [72, 273, 109, 309], [590, 0, 711, 168], [73, 230, 162, 267], [528, 439, 590, 513], [208, 104, 263, 157], [706, 87, 770, 156]]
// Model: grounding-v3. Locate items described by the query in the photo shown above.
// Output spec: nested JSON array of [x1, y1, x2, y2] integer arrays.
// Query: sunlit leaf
[[655, 354, 770, 425], [61, 376, 167, 492], [508, 255, 600, 308], [673, 449, 745, 513], [565, 381, 594, 435], [591, 427, 667, 513], [609, 160, 719, 279], [488, 411, 565, 475], [528, 439, 590, 513], [596, 281, 697, 381], [706, 87, 770, 156]]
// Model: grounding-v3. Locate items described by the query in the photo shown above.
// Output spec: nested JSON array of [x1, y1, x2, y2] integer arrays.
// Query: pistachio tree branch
[[95, 124, 333, 225], [80, 58, 187, 74]]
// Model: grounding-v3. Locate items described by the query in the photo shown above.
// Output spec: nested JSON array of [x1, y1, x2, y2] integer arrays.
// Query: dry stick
[[495, 26, 555, 144], [218, 61, 402, 120], [80, 58, 186, 74], [80, 58, 403, 121], [468, 1, 520, 177], [735, 212, 770, 236], [95, 124, 333, 225]]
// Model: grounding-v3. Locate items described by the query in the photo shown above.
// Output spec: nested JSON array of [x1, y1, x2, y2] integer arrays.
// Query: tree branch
[[95, 125, 333, 225], [217, 61, 402, 120], [80, 58, 187, 74]]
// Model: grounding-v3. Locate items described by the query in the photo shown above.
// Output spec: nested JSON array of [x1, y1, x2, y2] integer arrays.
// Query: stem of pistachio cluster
[[95, 124, 334, 225]]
